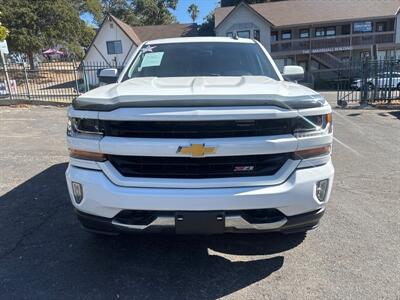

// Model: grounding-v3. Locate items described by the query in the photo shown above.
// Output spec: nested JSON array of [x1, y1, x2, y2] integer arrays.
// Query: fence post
[[72, 60, 80, 96], [0, 51, 13, 101], [23, 65, 31, 100], [387, 60, 393, 103], [360, 59, 369, 105]]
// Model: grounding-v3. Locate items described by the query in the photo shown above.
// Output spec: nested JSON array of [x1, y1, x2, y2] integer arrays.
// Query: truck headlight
[[67, 118, 102, 136], [294, 113, 332, 138]]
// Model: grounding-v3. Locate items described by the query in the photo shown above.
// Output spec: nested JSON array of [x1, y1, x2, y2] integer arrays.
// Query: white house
[[82, 15, 198, 86], [83, 15, 141, 67]]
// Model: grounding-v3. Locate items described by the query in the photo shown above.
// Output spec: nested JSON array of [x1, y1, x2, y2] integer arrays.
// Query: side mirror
[[98, 68, 118, 84], [282, 65, 304, 82]]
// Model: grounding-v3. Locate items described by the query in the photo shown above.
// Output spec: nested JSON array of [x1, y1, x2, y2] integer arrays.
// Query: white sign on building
[[0, 40, 9, 54]]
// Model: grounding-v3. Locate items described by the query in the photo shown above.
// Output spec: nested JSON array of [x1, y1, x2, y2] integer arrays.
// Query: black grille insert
[[101, 119, 295, 138], [108, 153, 290, 179]]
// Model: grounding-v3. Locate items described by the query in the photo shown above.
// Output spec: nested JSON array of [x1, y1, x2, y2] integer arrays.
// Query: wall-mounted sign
[[353, 22, 373, 33], [302, 46, 353, 54], [0, 40, 9, 54]]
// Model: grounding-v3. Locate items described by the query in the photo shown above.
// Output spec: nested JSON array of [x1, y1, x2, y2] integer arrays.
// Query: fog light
[[316, 179, 329, 202], [72, 182, 83, 204]]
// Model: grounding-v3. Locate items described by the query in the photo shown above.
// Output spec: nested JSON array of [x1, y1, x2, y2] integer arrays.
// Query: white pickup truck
[[66, 37, 334, 235]]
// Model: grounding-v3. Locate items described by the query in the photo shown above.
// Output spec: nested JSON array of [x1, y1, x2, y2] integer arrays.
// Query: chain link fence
[[0, 61, 123, 103]]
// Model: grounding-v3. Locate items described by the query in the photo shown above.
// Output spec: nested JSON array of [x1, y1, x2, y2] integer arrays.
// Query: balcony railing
[[271, 31, 395, 54]]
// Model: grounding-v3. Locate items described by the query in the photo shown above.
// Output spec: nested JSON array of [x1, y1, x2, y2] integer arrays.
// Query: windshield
[[123, 42, 280, 80]]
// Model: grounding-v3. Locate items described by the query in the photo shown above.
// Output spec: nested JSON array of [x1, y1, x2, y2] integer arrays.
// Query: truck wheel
[[397, 83, 400, 91]]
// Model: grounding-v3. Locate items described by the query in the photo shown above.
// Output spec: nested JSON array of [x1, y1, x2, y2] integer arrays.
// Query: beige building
[[215, 0, 400, 72]]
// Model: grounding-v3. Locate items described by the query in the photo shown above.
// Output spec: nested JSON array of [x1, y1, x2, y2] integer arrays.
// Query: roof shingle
[[215, 0, 400, 28], [132, 23, 199, 42], [110, 15, 198, 45]]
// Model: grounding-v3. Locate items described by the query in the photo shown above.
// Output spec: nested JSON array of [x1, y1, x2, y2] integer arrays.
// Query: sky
[[173, 0, 218, 24], [81, 0, 219, 26]]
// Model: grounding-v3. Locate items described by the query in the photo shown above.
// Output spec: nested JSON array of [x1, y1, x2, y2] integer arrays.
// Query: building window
[[342, 24, 350, 35], [271, 31, 278, 42], [237, 30, 250, 38], [299, 29, 309, 39], [387, 20, 395, 31], [226, 32, 233, 37], [353, 21, 373, 33], [253, 30, 260, 41], [315, 27, 325, 37], [281, 30, 292, 40], [376, 22, 386, 32], [326, 27, 336, 36], [106, 40, 122, 55]]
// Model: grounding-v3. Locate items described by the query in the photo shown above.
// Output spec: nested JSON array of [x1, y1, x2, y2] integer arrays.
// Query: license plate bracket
[[175, 211, 225, 234]]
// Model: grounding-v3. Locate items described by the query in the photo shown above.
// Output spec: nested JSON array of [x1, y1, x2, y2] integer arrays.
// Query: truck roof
[[145, 36, 256, 45]]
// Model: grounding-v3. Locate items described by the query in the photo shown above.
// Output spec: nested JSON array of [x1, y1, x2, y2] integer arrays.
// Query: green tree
[[100, 0, 140, 25], [0, 11, 8, 41], [187, 3, 199, 23], [198, 11, 215, 36], [76, 0, 179, 27], [0, 0, 96, 68], [71, 0, 103, 21], [0, 23, 8, 42], [72, 24, 96, 58], [133, 0, 178, 25]]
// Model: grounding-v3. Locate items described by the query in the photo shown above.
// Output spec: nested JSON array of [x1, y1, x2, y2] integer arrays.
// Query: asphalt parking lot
[[0, 99, 399, 299]]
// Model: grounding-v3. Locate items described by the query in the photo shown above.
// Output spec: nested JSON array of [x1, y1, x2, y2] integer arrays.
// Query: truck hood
[[73, 76, 326, 111]]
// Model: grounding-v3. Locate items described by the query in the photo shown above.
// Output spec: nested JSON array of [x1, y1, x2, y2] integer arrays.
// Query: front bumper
[[65, 160, 334, 233], [75, 208, 325, 235]]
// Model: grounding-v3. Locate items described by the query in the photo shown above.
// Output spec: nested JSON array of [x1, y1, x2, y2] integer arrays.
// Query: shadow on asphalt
[[388, 110, 400, 119], [346, 113, 362, 117], [0, 163, 305, 299]]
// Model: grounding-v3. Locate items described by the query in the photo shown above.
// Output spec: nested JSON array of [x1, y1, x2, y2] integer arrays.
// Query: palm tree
[[187, 4, 199, 23]]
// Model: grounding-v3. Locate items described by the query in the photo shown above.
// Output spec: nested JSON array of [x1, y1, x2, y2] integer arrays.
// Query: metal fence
[[2, 59, 400, 106], [0, 61, 123, 103], [337, 59, 400, 107]]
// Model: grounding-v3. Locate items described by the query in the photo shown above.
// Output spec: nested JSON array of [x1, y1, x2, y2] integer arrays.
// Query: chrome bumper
[[111, 215, 288, 231]]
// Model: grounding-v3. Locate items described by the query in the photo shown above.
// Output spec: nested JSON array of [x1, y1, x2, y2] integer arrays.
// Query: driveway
[[0, 102, 399, 299]]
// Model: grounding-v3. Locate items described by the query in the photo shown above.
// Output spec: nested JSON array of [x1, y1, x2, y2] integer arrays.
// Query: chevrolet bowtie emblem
[[177, 144, 217, 157]]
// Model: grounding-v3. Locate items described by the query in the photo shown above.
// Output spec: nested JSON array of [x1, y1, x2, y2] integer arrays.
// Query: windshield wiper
[[201, 73, 221, 76]]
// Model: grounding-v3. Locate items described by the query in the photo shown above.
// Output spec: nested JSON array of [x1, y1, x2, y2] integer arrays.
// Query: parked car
[[66, 37, 334, 235], [351, 72, 400, 90]]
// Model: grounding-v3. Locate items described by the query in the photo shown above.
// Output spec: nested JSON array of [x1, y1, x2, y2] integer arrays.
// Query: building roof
[[110, 15, 142, 46], [110, 15, 198, 45], [132, 23, 199, 42], [215, 0, 400, 28]]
